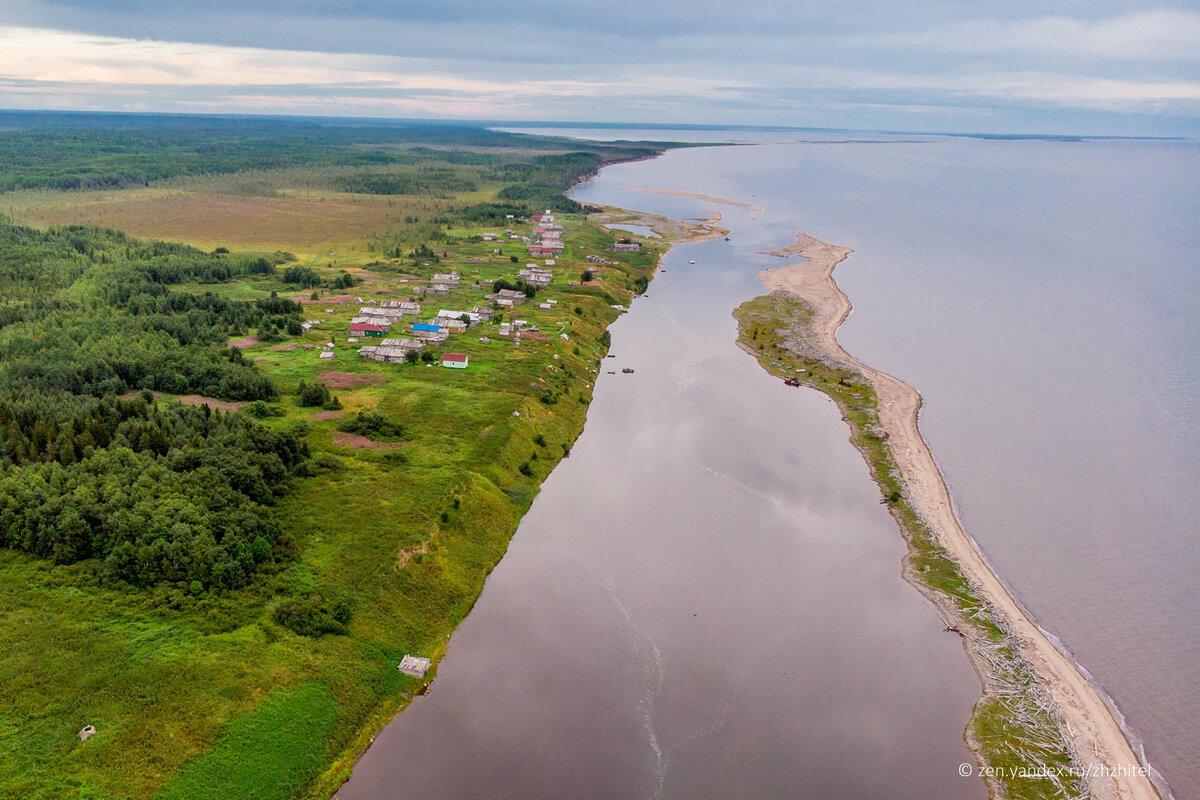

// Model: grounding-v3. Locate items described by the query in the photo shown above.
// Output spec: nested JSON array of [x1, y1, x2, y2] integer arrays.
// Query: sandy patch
[[319, 371, 387, 389], [330, 432, 403, 449], [227, 337, 258, 348], [755, 233, 1160, 800], [617, 186, 763, 213]]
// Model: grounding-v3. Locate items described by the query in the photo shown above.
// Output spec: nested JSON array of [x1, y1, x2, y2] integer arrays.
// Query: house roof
[[443, 353, 468, 363], [413, 323, 441, 332], [349, 323, 388, 332]]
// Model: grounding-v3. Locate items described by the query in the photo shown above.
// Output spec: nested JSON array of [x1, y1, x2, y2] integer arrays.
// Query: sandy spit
[[616, 186, 764, 213], [756, 232, 1161, 800]]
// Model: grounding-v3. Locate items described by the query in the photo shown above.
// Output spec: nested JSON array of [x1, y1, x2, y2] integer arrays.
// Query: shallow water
[[337, 173, 986, 799], [604, 222, 662, 238]]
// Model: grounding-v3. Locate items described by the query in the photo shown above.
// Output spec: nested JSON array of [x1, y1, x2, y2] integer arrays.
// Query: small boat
[[622, 368, 635, 374], [606, 370, 615, 374], [689, 260, 695, 264], [784, 377, 801, 387], [724, 237, 730, 241]]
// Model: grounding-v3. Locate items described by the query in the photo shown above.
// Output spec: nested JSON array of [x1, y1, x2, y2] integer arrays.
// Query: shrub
[[273, 594, 349, 637], [340, 411, 405, 441], [296, 380, 331, 407], [518, 460, 533, 477]]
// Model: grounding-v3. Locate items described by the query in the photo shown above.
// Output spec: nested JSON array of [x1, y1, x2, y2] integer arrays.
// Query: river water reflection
[[336, 169, 985, 799]]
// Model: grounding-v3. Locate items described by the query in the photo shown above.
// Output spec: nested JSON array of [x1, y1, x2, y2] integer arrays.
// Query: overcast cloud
[[1, 0, 1198, 134]]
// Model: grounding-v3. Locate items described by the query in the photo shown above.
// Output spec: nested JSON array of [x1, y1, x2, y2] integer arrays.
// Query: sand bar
[[756, 232, 1161, 800], [616, 187, 764, 213]]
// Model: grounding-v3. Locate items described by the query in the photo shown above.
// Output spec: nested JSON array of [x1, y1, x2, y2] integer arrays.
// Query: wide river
[[339, 129, 1198, 799], [337, 136, 991, 800]]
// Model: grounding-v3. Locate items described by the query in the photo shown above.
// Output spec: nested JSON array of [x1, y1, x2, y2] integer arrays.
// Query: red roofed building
[[442, 353, 469, 369], [349, 322, 388, 337]]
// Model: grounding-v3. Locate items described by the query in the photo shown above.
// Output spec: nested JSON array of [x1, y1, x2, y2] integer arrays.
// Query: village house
[[379, 300, 421, 314], [518, 267, 553, 286], [379, 337, 423, 350], [412, 322, 449, 343], [496, 289, 528, 306], [471, 305, 494, 320], [358, 344, 414, 363], [528, 245, 555, 258], [438, 309, 483, 325], [586, 255, 612, 264], [537, 302, 552, 311], [349, 322, 388, 337], [613, 242, 641, 253], [434, 317, 468, 334], [431, 272, 460, 286], [319, 350, 335, 359], [442, 353, 469, 369]]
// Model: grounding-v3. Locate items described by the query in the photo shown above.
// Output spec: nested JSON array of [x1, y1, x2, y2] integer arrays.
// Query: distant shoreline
[[745, 232, 1162, 800]]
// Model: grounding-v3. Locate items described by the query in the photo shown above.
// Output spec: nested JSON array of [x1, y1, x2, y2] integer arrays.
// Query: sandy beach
[[755, 233, 1161, 800]]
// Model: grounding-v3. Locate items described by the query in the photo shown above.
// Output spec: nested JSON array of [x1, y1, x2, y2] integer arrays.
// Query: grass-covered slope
[[0, 125, 667, 798]]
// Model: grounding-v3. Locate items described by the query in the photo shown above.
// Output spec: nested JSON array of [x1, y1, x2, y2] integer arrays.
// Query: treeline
[[0, 112, 668, 198], [494, 151, 656, 213], [0, 220, 312, 588], [332, 167, 481, 196]]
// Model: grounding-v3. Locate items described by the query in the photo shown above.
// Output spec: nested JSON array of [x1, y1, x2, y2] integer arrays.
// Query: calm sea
[[524, 128, 1197, 798]]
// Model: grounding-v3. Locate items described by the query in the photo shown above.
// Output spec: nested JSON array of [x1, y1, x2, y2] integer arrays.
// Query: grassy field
[[0, 142, 668, 798], [734, 293, 1084, 800], [0, 187, 448, 256]]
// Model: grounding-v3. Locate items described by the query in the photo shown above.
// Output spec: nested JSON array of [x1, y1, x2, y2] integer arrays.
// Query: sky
[[2, 0, 1199, 135]]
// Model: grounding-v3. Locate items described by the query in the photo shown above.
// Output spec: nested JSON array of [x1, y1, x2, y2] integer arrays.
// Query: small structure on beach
[[397, 655, 431, 678]]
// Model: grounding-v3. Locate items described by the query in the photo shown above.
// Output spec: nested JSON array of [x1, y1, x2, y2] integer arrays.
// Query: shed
[[442, 353, 469, 369], [397, 655, 431, 678]]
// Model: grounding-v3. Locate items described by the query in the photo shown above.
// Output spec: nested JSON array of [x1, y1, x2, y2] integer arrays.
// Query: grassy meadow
[[0, 116, 672, 799]]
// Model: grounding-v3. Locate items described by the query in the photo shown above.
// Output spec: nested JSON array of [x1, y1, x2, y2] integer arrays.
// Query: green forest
[[0, 220, 310, 589]]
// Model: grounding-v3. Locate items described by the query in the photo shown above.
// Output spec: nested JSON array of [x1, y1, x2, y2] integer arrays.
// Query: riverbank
[[737, 233, 1161, 800]]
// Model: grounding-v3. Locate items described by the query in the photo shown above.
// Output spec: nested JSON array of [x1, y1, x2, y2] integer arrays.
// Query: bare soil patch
[[319, 372, 386, 389], [331, 432, 404, 449], [174, 395, 248, 411]]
